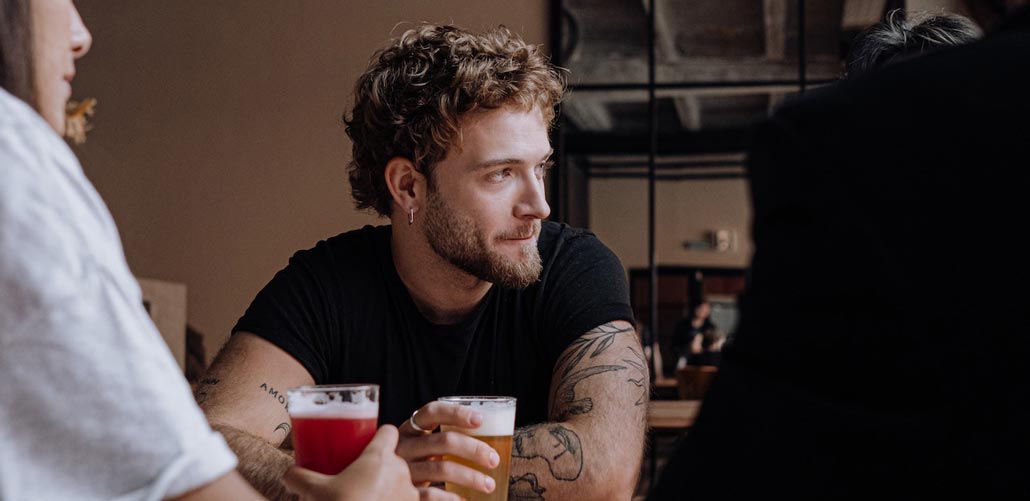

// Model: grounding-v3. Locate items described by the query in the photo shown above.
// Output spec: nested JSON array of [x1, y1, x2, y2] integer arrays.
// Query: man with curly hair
[[197, 24, 646, 500]]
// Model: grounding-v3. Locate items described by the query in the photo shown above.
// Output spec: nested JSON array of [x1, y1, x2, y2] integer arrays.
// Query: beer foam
[[441, 400, 516, 436], [288, 392, 378, 419]]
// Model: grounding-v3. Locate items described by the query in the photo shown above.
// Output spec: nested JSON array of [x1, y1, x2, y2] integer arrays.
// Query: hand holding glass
[[438, 396, 516, 501]]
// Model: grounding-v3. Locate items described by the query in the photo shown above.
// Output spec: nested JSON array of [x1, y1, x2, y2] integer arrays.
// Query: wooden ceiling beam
[[764, 0, 790, 61]]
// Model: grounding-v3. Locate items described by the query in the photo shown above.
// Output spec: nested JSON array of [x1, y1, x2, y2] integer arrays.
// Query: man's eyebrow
[[472, 149, 555, 170], [472, 158, 524, 170]]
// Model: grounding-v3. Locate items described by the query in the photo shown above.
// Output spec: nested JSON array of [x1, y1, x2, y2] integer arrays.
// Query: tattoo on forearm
[[194, 377, 219, 404], [552, 365, 627, 419], [550, 322, 638, 418], [623, 346, 649, 406], [274, 422, 291, 435], [554, 323, 634, 380], [510, 473, 547, 500], [260, 382, 288, 409], [513, 424, 584, 482]]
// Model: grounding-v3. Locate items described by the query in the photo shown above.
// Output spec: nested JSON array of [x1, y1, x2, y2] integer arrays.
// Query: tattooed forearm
[[552, 364, 627, 419], [194, 377, 219, 405], [514, 320, 644, 499], [510, 473, 547, 500], [259, 382, 288, 409], [623, 346, 650, 406], [550, 322, 636, 418], [513, 424, 584, 481], [554, 323, 634, 380], [215, 424, 294, 500]]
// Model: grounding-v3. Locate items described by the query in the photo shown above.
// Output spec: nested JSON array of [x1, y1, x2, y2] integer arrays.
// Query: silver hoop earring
[[408, 208, 414, 225]]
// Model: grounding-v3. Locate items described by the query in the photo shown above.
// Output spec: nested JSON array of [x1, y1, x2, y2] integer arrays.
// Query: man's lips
[[501, 230, 537, 241], [499, 222, 541, 242]]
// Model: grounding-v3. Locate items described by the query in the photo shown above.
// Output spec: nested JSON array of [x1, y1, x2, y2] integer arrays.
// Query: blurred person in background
[[673, 299, 724, 368]]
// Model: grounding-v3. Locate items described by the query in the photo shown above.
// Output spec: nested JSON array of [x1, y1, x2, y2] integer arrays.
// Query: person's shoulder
[[538, 221, 610, 254], [779, 23, 1030, 124], [764, 24, 1030, 165], [0, 90, 55, 169], [285, 224, 390, 271], [0, 88, 41, 128], [538, 221, 623, 272], [0, 110, 94, 331], [292, 224, 384, 254], [763, 79, 862, 141], [0, 91, 79, 267]]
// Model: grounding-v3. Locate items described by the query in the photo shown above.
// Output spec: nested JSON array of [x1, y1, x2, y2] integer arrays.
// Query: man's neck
[[390, 218, 492, 325]]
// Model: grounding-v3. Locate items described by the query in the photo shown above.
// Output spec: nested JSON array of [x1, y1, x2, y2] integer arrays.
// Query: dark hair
[[0, 0, 36, 105], [345, 24, 566, 217], [845, 9, 983, 78]]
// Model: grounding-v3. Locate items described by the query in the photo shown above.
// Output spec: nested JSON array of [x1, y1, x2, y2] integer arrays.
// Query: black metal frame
[[547, 0, 910, 492], [548, 0, 817, 494], [549, 0, 810, 363]]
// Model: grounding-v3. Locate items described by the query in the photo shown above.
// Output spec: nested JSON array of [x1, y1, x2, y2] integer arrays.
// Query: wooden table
[[644, 400, 703, 492], [652, 378, 679, 400], [647, 400, 702, 431], [653, 378, 678, 390]]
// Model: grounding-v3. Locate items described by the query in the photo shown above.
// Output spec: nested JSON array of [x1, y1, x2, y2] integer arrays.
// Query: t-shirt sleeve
[[233, 246, 338, 384], [0, 107, 236, 499], [0, 265, 237, 500], [539, 230, 636, 362]]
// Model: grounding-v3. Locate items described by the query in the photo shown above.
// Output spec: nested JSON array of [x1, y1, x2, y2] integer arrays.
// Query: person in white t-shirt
[[0, 1, 423, 500]]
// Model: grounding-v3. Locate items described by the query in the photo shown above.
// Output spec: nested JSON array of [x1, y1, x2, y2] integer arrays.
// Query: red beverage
[[291, 415, 378, 474], [287, 384, 380, 475]]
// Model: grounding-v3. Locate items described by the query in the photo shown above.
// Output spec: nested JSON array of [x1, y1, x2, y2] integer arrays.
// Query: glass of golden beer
[[438, 396, 516, 501]]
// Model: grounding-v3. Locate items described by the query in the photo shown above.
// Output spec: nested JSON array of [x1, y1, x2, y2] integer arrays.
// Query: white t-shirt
[[0, 88, 237, 500]]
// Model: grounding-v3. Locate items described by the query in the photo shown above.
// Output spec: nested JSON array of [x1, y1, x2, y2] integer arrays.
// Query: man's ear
[[384, 157, 424, 212]]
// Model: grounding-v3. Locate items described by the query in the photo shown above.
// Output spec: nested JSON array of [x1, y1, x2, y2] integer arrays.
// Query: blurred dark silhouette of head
[[844, 9, 982, 79]]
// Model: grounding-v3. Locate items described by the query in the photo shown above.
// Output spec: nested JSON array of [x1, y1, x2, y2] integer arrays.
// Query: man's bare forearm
[[509, 422, 592, 500], [213, 423, 295, 501], [508, 417, 644, 500], [508, 322, 649, 500]]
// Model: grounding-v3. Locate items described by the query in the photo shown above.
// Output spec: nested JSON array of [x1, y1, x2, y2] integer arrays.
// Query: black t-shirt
[[233, 221, 634, 427]]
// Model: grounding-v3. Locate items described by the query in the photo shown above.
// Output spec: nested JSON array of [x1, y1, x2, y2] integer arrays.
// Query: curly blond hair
[[344, 24, 566, 216]]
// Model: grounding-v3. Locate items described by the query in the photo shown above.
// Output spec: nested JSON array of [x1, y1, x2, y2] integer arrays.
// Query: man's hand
[[283, 425, 448, 501], [395, 401, 501, 496]]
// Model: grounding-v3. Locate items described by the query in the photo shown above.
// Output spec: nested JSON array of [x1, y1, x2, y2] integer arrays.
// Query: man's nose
[[514, 174, 550, 220]]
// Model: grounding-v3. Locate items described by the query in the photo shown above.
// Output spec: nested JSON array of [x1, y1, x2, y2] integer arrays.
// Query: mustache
[[497, 221, 541, 240]]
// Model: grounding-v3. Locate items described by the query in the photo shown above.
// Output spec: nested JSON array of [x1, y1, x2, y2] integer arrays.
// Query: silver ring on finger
[[409, 409, 432, 435]]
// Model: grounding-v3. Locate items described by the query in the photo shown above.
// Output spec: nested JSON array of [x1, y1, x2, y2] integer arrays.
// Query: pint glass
[[438, 396, 516, 501], [287, 384, 379, 475]]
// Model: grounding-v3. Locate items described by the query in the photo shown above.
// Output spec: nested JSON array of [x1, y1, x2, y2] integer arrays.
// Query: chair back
[[676, 365, 718, 400]]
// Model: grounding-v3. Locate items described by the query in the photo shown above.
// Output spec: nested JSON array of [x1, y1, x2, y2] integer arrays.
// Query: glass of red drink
[[287, 384, 379, 475]]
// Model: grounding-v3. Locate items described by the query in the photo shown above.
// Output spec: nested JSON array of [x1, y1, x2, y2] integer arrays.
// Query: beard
[[421, 188, 543, 289]]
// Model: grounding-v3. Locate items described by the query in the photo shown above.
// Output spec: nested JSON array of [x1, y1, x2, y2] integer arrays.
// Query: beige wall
[[72, 1, 549, 358], [589, 178, 753, 271], [907, 0, 973, 16]]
